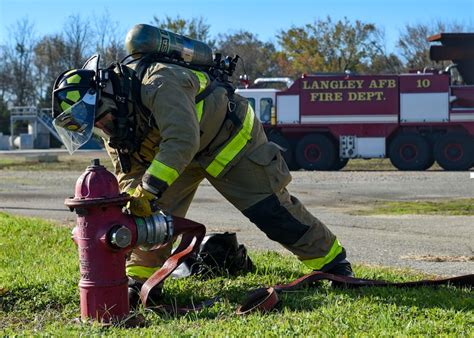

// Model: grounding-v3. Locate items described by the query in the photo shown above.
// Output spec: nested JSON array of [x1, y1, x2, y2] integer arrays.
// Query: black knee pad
[[242, 194, 310, 245]]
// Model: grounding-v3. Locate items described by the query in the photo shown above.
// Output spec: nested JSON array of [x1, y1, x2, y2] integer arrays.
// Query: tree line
[[0, 14, 470, 134]]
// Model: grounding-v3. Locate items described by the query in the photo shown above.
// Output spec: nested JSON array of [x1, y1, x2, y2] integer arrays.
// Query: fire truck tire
[[295, 134, 337, 171], [388, 133, 433, 171], [267, 132, 300, 170], [434, 134, 473, 171], [331, 157, 349, 171]]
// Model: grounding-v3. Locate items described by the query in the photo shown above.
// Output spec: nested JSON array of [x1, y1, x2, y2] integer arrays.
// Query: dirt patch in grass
[[353, 199, 474, 216], [342, 158, 442, 171], [402, 255, 474, 262]]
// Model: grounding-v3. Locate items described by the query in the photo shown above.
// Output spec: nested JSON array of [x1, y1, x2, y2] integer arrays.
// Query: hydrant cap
[[74, 159, 121, 200]]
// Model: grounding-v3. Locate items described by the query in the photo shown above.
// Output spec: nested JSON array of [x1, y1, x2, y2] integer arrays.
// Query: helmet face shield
[[53, 90, 97, 154]]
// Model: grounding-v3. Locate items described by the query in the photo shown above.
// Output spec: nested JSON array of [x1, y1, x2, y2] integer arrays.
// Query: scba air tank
[[125, 24, 213, 66]]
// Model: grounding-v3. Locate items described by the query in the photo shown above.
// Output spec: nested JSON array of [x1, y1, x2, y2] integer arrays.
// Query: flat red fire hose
[[140, 216, 206, 310], [236, 271, 474, 315], [139, 216, 473, 316]]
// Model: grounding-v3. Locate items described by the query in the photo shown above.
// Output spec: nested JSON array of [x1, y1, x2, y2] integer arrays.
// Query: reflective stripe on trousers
[[126, 265, 161, 280], [300, 238, 343, 270]]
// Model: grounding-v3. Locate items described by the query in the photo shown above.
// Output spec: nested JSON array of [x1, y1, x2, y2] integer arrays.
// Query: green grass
[[0, 154, 113, 171], [0, 155, 441, 172], [355, 199, 474, 216], [1, 212, 473, 336]]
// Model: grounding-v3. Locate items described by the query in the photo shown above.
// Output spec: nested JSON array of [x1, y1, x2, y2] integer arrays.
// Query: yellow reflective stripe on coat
[[206, 104, 255, 177], [301, 239, 343, 270], [191, 70, 208, 122], [147, 160, 179, 186], [191, 70, 208, 93], [126, 265, 160, 279], [195, 100, 204, 122]]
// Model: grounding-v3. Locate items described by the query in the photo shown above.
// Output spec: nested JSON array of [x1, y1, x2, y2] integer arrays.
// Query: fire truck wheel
[[331, 158, 349, 171], [267, 132, 299, 170], [388, 133, 433, 171], [295, 134, 337, 171], [434, 134, 473, 171]]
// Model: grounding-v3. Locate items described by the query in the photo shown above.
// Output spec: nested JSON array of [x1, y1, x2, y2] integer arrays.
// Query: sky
[[0, 0, 473, 52]]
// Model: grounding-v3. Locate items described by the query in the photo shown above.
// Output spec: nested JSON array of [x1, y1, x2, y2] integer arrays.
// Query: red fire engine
[[237, 33, 474, 171]]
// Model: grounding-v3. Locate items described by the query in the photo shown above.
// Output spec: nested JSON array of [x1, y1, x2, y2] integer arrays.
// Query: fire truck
[[236, 33, 474, 171]]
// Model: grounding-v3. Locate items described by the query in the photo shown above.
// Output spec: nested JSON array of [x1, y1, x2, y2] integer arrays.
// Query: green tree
[[216, 31, 279, 84], [277, 16, 385, 77], [365, 53, 405, 74]]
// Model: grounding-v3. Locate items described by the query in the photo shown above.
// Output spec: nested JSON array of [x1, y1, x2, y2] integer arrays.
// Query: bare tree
[[63, 14, 92, 68], [93, 10, 126, 66], [4, 18, 37, 106], [397, 20, 471, 70], [0, 46, 10, 133], [0, 45, 10, 102], [34, 34, 70, 107], [364, 29, 405, 74]]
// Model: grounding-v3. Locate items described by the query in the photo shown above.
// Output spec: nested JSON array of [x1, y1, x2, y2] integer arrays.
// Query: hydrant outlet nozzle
[[136, 212, 174, 251]]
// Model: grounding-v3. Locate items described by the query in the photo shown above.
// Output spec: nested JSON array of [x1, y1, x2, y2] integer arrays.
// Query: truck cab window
[[260, 98, 272, 123]]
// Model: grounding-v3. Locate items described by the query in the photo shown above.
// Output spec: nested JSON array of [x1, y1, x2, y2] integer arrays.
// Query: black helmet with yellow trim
[[52, 55, 100, 154]]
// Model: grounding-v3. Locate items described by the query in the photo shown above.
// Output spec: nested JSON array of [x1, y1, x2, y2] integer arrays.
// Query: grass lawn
[[0, 153, 441, 172], [0, 153, 113, 171], [0, 212, 473, 336], [354, 199, 474, 216]]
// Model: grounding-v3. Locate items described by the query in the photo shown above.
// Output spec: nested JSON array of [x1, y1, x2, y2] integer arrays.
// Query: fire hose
[[67, 159, 473, 323], [236, 271, 474, 315]]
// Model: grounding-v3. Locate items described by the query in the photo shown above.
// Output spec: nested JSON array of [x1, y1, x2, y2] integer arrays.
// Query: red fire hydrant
[[65, 159, 174, 323]]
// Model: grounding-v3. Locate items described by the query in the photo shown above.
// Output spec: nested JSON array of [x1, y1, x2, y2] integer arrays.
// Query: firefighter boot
[[322, 259, 354, 288], [128, 278, 163, 310], [323, 259, 354, 277]]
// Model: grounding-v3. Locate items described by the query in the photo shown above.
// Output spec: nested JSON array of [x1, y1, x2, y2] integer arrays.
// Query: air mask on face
[[94, 97, 119, 140]]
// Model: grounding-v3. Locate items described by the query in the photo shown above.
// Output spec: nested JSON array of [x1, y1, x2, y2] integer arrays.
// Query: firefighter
[[52, 51, 353, 305]]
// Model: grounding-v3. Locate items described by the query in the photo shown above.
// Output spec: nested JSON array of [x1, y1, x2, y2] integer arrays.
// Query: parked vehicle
[[237, 33, 474, 171]]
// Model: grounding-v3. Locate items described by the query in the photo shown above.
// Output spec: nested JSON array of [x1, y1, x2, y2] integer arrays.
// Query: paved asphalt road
[[1, 167, 473, 277]]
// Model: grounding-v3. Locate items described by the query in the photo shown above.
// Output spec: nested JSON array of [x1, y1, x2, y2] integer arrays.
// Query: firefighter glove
[[127, 184, 159, 217]]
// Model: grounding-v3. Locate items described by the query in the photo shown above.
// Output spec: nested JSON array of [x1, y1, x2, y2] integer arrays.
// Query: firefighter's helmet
[[52, 56, 100, 154]]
